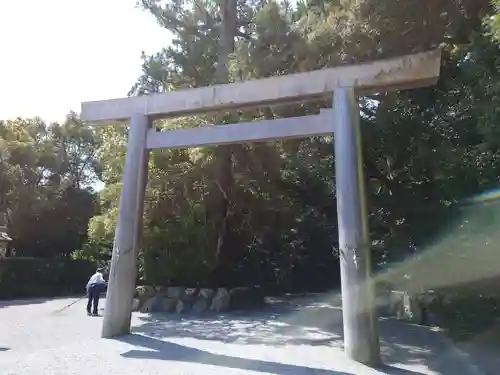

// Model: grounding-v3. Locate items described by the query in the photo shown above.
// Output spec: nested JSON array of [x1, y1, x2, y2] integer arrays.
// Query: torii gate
[[81, 49, 442, 365]]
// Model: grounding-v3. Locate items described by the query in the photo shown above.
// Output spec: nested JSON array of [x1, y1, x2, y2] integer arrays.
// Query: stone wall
[[378, 289, 442, 326], [133, 286, 265, 314], [133, 285, 441, 325]]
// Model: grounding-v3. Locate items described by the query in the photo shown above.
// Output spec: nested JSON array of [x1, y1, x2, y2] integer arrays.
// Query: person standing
[[86, 268, 107, 316]]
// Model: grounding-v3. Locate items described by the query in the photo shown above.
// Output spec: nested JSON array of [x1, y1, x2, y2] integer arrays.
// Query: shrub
[[0, 257, 96, 299]]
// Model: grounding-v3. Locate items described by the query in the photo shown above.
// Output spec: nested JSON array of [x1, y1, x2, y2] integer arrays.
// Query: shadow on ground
[[0, 348, 9, 352], [121, 293, 468, 374], [0, 295, 86, 309], [118, 333, 422, 375], [119, 333, 355, 374], [134, 294, 345, 347], [0, 298, 51, 308], [457, 341, 499, 375]]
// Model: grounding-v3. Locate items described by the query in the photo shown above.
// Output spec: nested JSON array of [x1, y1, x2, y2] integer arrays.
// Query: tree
[[0, 115, 100, 258], [86, 0, 499, 297]]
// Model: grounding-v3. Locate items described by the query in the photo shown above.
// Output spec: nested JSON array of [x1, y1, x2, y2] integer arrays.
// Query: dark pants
[[87, 284, 102, 315]]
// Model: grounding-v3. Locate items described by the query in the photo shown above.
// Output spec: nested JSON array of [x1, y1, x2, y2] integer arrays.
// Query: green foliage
[[82, 0, 500, 296], [5, 2, 500, 347], [0, 115, 101, 259], [438, 293, 500, 342], [0, 258, 96, 299], [486, 0, 500, 42]]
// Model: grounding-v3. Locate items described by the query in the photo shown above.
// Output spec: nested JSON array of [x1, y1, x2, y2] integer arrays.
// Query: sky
[[0, 0, 172, 123]]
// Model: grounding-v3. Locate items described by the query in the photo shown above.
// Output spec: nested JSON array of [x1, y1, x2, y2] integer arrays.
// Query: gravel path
[[0, 295, 484, 375]]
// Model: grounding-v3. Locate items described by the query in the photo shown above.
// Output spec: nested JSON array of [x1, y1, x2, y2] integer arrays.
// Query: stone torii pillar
[[81, 49, 441, 365], [334, 87, 380, 363], [101, 114, 150, 338]]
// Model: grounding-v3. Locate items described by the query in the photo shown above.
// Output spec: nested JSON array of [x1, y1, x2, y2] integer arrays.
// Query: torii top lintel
[[81, 49, 442, 124]]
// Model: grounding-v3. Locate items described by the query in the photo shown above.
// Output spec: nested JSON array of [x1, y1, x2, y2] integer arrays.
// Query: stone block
[[160, 297, 177, 313], [192, 289, 215, 314], [140, 297, 157, 313], [135, 285, 156, 299], [176, 299, 188, 313], [167, 287, 186, 299], [134, 286, 157, 311], [192, 296, 210, 313], [210, 288, 230, 312], [131, 298, 140, 312], [199, 288, 216, 299], [184, 288, 199, 298]]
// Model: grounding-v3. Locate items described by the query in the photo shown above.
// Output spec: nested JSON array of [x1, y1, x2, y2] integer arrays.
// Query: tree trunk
[[213, 0, 237, 271]]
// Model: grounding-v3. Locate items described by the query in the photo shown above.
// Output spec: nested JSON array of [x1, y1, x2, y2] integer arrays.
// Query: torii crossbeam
[[81, 49, 442, 365]]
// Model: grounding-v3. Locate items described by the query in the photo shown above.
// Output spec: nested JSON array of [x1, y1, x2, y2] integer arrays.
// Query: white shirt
[[87, 272, 106, 288]]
